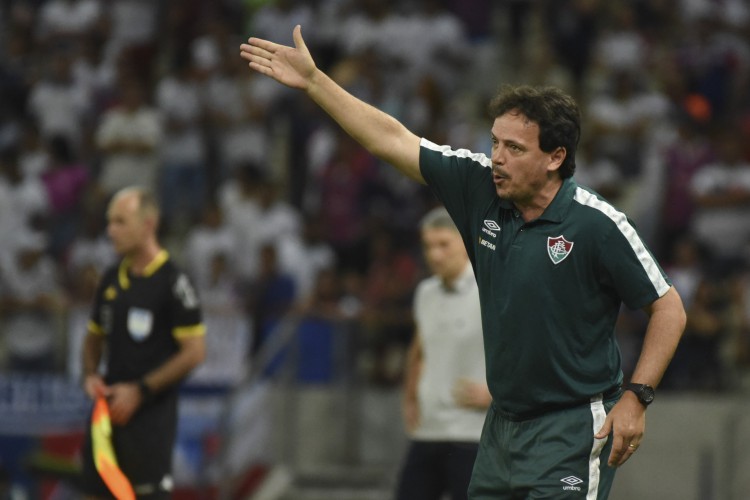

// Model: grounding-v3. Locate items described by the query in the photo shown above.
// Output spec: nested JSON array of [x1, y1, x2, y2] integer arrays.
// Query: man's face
[[106, 194, 146, 256], [421, 226, 467, 281], [490, 111, 562, 204]]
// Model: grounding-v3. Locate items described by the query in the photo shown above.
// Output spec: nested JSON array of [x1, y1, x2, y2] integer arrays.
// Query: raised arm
[[240, 25, 424, 183]]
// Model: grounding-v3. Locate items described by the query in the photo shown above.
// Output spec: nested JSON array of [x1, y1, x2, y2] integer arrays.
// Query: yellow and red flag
[[91, 397, 136, 500]]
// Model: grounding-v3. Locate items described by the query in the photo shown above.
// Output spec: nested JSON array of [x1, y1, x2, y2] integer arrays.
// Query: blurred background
[[0, 0, 748, 499]]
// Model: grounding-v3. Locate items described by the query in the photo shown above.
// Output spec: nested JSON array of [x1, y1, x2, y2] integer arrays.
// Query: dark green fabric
[[468, 397, 618, 499], [419, 142, 669, 418]]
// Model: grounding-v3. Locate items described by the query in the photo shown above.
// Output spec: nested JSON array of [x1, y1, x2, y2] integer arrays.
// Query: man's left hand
[[594, 391, 646, 467]]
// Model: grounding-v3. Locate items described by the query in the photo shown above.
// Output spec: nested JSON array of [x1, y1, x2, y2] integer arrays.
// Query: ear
[[142, 213, 158, 233], [548, 147, 566, 173]]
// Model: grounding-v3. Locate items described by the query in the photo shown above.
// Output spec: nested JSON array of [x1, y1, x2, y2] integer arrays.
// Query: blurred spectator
[[314, 132, 380, 273], [591, 2, 649, 75], [544, 0, 599, 92], [293, 268, 349, 383], [187, 248, 249, 387], [574, 132, 625, 203], [0, 27, 34, 122], [40, 134, 90, 259], [248, 0, 317, 48], [219, 164, 302, 286], [26, 49, 91, 147], [103, 0, 160, 76], [94, 77, 162, 199], [253, 173, 302, 252], [586, 70, 670, 179], [661, 236, 723, 390], [336, 0, 403, 65], [219, 162, 264, 285], [393, 0, 471, 93], [203, 40, 275, 184], [689, 130, 750, 273], [673, 12, 750, 121], [155, 50, 209, 235], [70, 34, 119, 115], [16, 119, 50, 180], [65, 202, 116, 279], [674, 279, 726, 391], [246, 243, 297, 357], [199, 251, 242, 313], [0, 231, 64, 372], [495, 0, 534, 51], [444, 0, 493, 43], [34, 0, 105, 47], [360, 227, 418, 385], [656, 104, 716, 257], [0, 146, 48, 258], [338, 268, 365, 321], [278, 213, 336, 304], [183, 200, 235, 293]]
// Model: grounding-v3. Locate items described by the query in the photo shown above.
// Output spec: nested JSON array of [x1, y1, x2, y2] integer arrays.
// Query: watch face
[[642, 386, 655, 403]]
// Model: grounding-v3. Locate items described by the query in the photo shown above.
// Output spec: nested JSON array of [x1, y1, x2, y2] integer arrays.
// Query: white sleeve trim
[[574, 187, 670, 297], [420, 138, 493, 168]]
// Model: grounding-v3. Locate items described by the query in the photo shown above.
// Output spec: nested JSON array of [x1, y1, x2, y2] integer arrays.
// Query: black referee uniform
[[80, 250, 205, 498]]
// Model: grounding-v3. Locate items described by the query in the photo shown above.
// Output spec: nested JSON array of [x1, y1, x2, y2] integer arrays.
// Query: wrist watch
[[625, 383, 655, 407]]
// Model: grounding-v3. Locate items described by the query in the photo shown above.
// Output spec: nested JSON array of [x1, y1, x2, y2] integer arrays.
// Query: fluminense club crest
[[547, 235, 574, 264]]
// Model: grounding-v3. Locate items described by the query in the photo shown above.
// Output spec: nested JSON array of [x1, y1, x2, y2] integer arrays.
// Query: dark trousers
[[395, 440, 479, 500]]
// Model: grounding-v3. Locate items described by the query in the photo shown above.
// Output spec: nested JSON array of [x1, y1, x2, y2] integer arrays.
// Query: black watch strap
[[625, 383, 655, 407]]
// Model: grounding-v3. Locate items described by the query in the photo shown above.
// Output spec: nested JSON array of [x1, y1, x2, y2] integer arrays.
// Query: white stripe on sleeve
[[574, 187, 670, 297]]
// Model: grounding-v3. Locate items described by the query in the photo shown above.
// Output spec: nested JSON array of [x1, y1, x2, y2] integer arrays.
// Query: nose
[[491, 144, 505, 166]]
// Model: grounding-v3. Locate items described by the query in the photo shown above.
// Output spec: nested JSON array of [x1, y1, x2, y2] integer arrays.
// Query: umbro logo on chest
[[482, 219, 501, 238]]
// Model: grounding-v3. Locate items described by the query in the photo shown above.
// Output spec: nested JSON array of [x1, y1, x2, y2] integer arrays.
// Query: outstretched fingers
[[246, 36, 280, 54], [240, 44, 274, 63]]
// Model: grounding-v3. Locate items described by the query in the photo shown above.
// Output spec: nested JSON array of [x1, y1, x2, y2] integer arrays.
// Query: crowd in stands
[[0, 0, 749, 392]]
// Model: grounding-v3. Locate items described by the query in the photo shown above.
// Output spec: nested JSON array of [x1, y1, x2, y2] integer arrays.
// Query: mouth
[[493, 170, 509, 185]]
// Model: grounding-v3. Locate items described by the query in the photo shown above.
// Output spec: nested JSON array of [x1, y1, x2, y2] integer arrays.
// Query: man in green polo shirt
[[239, 26, 686, 499]]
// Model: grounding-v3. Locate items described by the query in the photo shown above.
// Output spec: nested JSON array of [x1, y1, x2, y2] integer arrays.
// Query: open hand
[[240, 25, 316, 90]]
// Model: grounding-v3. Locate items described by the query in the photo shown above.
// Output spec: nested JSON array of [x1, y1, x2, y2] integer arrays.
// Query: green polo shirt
[[419, 139, 671, 418]]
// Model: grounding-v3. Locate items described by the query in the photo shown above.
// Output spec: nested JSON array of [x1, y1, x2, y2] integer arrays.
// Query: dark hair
[[488, 85, 580, 178]]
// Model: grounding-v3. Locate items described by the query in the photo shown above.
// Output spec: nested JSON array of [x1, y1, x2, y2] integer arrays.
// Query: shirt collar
[[537, 177, 576, 223], [443, 262, 475, 293], [118, 249, 169, 289], [496, 178, 576, 223]]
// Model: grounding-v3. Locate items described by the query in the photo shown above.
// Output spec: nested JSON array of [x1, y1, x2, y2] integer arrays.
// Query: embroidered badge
[[547, 235, 574, 265], [127, 308, 153, 342]]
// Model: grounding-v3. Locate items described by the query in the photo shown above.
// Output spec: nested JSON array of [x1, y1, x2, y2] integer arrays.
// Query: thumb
[[293, 25, 306, 51], [595, 417, 612, 439]]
